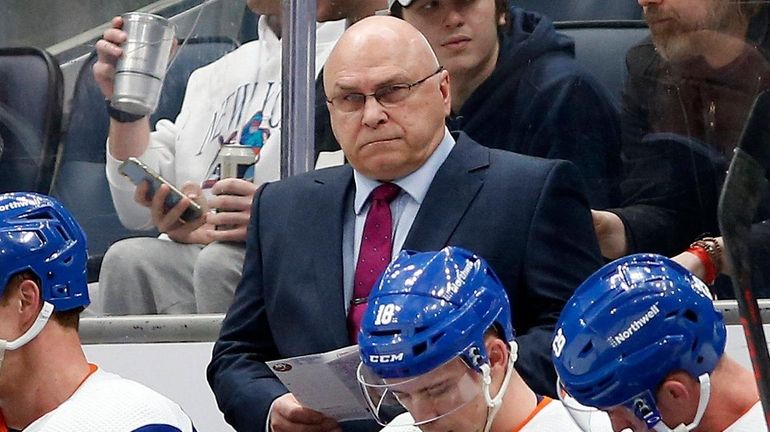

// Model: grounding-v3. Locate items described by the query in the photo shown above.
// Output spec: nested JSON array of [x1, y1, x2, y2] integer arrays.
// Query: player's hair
[[1, 271, 81, 330]]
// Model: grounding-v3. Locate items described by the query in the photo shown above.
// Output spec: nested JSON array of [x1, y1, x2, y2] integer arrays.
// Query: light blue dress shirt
[[342, 127, 455, 313]]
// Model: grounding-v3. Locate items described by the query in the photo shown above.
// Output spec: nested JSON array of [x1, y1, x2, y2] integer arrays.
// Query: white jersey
[[724, 401, 768, 432], [105, 16, 345, 230], [19, 366, 195, 432], [381, 397, 612, 431]]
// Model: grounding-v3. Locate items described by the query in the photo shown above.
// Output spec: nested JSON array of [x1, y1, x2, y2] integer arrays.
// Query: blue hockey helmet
[[358, 246, 515, 379], [552, 253, 726, 412], [0, 192, 89, 311], [357, 247, 517, 427]]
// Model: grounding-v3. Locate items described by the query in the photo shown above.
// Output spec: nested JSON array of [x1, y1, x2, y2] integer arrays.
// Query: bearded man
[[590, 0, 770, 299]]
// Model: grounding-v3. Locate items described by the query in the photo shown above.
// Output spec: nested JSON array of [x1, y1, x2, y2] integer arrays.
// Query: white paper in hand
[[266, 345, 372, 421]]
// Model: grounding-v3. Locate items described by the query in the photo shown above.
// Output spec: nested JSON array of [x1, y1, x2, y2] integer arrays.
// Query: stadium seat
[[238, 5, 260, 44], [52, 36, 238, 281], [0, 47, 63, 194], [514, 0, 643, 21], [555, 21, 650, 106]]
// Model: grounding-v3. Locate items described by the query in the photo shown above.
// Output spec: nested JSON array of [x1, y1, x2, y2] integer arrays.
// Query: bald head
[[325, 16, 439, 91]]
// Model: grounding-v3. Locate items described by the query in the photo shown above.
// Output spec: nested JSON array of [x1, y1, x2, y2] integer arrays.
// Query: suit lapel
[[404, 134, 489, 251], [309, 167, 354, 348]]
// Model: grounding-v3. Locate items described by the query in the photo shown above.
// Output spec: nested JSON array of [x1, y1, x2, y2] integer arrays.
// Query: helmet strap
[[652, 373, 711, 432], [5, 301, 54, 350], [0, 301, 53, 374], [481, 341, 518, 432]]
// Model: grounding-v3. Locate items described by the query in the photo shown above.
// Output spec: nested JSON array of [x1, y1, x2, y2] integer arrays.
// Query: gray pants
[[97, 237, 245, 315]]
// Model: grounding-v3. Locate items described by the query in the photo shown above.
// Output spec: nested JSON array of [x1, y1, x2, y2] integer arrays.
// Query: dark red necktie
[[348, 183, 401, 344]]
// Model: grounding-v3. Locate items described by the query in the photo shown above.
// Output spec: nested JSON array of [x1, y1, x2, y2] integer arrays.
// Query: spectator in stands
[[374, 0, 623, 208], [357, 247, 612, 432], [591, 0, 770, 296], [553, 253, 765, 432], [0, 192, 195, 431], [207, 15, 603, 431], [92, 0, 350, 314]]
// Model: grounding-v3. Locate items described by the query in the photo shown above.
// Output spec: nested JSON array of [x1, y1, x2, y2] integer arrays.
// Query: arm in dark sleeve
[[609, 55, 688, 255], [612, 132, 725, 255], [515, 160, 604, 398], [207, 183, 288, 430], [523, 73, 623, 210], [608, 45, 723, 255]]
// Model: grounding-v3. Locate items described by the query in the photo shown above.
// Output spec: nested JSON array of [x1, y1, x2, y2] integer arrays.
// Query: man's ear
[[655, 371, 697, 423], [658, 378, 689, 403], [16, 279, 43, 327], [485, 337, 509, 371], [438, 69, 452, 116]]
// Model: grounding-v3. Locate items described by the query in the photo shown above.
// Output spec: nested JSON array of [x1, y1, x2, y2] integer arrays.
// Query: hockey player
[[552, 253, 766, 432], [356, 246, 612, 432], [0, 192, 195, 431]]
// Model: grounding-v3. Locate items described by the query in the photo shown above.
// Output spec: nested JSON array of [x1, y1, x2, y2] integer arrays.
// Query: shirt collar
[[353, 127, 455, 214]]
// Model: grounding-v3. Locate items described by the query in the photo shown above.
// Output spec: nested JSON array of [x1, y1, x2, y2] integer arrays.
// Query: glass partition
[[1, 0, 769, 320]]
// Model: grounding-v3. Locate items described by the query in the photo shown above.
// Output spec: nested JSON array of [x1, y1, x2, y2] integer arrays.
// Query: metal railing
[[80, 300, 770, 344]]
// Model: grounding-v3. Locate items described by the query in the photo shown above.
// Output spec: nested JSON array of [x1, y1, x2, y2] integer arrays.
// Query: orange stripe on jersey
[[75, 363, 99, 391], [511, 396, 553, 432]]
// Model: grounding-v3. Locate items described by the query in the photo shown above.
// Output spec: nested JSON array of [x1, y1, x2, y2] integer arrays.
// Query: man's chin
[[652, 34, 696, 62]]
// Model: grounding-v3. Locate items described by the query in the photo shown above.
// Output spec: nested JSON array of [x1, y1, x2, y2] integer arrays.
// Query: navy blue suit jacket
[[208, 133, 603, 431]]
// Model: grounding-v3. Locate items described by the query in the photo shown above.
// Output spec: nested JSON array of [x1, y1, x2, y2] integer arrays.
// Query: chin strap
[[5, 302, 54, 350], [481, 341, 519, 432], [652, 373, 711, 432], [0, 302, 53, 375]]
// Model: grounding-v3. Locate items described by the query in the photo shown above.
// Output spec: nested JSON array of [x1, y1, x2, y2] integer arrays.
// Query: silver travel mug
[[111, 12, 175, 116]]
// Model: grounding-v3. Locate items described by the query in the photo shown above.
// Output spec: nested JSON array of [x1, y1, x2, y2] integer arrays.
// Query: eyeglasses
[[326, 66, 444, 113]]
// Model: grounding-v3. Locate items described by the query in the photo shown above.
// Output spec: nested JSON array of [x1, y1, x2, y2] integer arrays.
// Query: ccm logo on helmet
[[369, 353, 404, 363]]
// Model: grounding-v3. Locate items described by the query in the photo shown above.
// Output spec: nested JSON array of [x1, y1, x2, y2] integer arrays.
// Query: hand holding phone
[[118, 157, 203, 223]]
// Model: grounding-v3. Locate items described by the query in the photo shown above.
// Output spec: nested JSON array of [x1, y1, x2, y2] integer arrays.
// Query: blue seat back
[[514, 0, 643, 21], [52, 37, 238, 279], [0, 47, 62, 194], [239, 6, 260, 43], [556, 21, 650, 106]]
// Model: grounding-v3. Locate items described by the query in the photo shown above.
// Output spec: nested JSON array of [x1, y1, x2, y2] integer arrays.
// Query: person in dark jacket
[[209, 16, 604, 431], [592, 0, 770, 298], [318, 0, 623, 209]]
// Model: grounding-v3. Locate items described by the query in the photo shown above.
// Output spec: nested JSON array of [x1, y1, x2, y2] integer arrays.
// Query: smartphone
[[118, 157, 203, 223]]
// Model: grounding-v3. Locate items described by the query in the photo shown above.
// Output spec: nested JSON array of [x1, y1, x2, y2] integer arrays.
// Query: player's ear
[[485, 336, 508, 370], [17, 278, 43, 325], [656, 371, 693, 413]]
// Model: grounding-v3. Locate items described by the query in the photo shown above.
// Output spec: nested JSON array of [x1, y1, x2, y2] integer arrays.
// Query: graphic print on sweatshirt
[[199, 80, 281, 189]]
